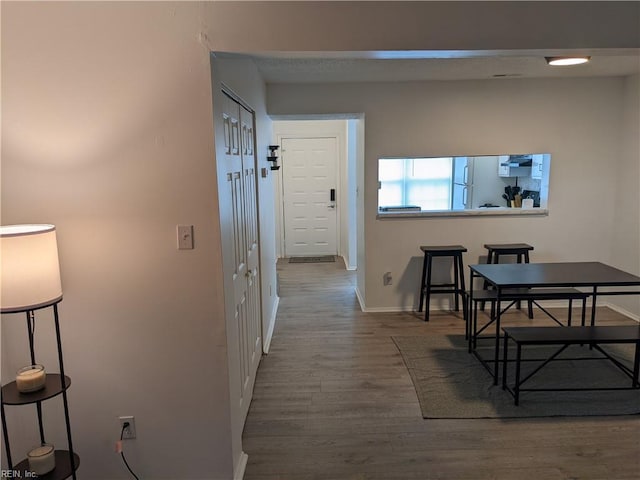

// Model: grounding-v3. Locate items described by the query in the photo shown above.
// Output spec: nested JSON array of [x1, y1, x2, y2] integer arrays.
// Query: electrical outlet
[[119, 416, 136, 440], [383, 272, 393, 286]]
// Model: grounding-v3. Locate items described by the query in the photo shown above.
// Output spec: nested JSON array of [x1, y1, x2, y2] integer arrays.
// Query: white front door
[[282, 137, 338, 256]]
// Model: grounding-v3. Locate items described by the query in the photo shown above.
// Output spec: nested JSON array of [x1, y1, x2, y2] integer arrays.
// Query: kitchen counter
[[377, 207, 548, 219]]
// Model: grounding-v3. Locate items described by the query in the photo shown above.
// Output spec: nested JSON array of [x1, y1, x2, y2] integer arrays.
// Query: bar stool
[[418, 245, 467, 322], [482, 243, 534, 317]]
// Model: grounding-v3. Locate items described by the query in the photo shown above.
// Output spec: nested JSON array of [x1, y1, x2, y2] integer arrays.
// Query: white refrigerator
[[452, 156, 474, 209]]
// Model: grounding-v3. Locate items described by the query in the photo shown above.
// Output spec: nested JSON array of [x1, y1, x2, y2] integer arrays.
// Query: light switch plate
[[177, 225, 194, 250]]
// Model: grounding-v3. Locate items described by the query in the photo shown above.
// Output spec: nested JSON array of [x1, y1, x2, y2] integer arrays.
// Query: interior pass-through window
[[378, 157, 453, 211], [378, 154, 550, 214]]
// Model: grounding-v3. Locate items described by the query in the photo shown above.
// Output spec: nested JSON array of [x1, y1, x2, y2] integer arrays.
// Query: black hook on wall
[[267, 145, 280, 170]]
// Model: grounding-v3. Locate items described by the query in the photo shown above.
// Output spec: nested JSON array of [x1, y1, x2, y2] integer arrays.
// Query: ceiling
[[236, 51, 640, 84]]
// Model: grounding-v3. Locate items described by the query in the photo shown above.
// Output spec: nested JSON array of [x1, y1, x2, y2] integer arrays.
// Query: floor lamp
[[1, 224, 78, 478]]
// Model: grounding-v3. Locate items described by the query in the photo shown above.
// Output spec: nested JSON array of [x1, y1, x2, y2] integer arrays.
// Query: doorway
[[273, 119, 359, 269], [281, 136, 338, 257]]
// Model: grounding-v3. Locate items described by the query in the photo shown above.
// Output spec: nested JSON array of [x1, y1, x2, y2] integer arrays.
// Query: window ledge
[[377, 207, 549, 219]]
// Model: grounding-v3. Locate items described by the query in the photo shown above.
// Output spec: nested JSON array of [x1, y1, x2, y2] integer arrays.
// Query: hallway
[[242, 259, 640, 480]]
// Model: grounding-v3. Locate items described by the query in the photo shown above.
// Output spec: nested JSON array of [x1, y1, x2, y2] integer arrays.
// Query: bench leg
[[502, 332, 509, 389], [514, 343, 522, 406], [464, 292, 468, 340], [472, 298, 483, 351], [567, 299, 573, 326], [633, 341, 640, 388]]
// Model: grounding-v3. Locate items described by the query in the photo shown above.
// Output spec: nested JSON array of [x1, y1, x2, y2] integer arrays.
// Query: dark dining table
[[468, 261, 640, 383]]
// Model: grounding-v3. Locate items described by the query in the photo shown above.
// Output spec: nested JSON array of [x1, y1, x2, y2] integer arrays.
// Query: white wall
[[267, 77, 639, 316], [610, 74, 640, 317], [2, 3, 236, 478]]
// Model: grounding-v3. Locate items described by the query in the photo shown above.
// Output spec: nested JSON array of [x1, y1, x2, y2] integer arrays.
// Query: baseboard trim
[[361, 305, 416, 313], [605, 301, 640, 323], [354, 286, 366, 312], [234, 451, 248, 480], [262, 296, 279, 354]]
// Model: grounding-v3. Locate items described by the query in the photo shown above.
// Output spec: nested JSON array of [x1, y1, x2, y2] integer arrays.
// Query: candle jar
[[27, 443, 56, 475], [16, 364, 46, 393]]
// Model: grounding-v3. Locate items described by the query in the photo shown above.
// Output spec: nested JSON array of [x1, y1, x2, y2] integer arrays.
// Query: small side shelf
[[14, 450, 80, 480], [2, 375, 72, 406]]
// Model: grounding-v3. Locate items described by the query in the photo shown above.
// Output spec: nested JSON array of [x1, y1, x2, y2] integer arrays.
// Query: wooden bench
[[502, 325, 640, 405], [466, 287, 590, 344]]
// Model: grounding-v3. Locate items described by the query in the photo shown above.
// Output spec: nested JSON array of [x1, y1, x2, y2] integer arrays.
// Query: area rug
[[288, 256, 336, 263], [392, 334, 640, 418]]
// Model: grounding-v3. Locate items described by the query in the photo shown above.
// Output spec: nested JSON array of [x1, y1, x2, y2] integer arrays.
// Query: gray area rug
[[288, 256, 336, 263], [392, 334, 640, 418]]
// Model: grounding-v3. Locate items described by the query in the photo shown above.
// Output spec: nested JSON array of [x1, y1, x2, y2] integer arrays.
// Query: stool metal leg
[[418, 253, 428, 313], [424, 254, 433, 322], [456, 253, 466, 320], [480, 249, 494, 311], [502, 332, 509, 389], [453, 255, 460, 312]]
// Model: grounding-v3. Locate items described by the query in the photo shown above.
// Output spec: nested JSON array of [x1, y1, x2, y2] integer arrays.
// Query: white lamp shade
[[1, 225, 63, 313]]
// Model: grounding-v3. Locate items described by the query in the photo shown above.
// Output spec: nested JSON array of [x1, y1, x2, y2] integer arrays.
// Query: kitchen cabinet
[[497, 155, 511, 177], [531, 154, 544, 179], [498, 155, 531, 178]]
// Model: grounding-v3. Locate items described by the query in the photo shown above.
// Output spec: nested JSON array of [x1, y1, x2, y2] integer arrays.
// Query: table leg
[[590, 286, 598, 326], [493, 293, 502, 385], [468, 272, 475, 353]]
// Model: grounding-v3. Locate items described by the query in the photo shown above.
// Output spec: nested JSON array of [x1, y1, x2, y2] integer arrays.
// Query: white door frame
[[273, 120, 348, 260], [279, 135, 340, 257]]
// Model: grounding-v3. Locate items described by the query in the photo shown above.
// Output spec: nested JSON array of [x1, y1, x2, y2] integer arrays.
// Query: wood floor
[[242, 259, 640, 480]]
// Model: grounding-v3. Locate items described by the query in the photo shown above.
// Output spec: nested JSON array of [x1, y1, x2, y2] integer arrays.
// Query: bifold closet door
[[221, 92, 262, 426]]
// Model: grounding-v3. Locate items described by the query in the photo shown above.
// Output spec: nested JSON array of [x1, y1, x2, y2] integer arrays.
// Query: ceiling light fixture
[[545, 56, 590, 66]]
